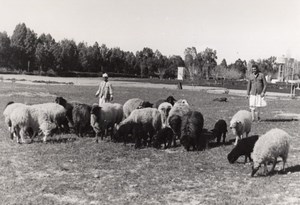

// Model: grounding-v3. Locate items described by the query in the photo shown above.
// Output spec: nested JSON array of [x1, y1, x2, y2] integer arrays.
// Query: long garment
[[95, 81, 113, 105], [247, 72, 267, 109]]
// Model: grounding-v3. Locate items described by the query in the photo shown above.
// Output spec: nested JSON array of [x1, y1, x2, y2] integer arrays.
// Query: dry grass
[[0, 81, 300, 204]]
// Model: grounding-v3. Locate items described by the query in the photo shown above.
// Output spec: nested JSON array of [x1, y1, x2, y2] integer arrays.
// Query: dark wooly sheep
[[113, 122, 148, 148], [132, 123, 149, 148], [227, 135, 259, 164], [168, 114, 182, 147], [72, 103, 92, 137], [153, 127, 174, 149], [213, 97, 228, 102], [180, 111, 204, 151], [211, 119, 228, 144], [113, 122, 134, 143], [55, 96, 79, 126], [153, 95, 176, 108], [55, 96, 92, 137]]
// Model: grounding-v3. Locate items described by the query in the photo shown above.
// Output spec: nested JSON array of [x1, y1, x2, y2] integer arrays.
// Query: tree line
[[0, 23, 279, 79]]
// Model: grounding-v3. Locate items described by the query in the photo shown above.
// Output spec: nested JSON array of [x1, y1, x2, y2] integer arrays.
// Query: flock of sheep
[[3, 94, 290, 177]]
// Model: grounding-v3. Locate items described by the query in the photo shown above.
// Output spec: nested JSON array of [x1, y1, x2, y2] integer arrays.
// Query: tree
[[35, 33, 55, 71], [60, 39, 78, 71], [220, 59, 227, 68], [10, 23, 28, 69], [201, 48, 217, 79], [0, 32, 11, 67]]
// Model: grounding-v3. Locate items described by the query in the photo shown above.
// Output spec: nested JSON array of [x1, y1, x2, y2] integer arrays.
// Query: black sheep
[[180, 111, 204, 151], [227, 135, 259, 164], [153, 127, 174, 149], [72, 103, 92, 137], [153, 95, 176, 108], [211, 119, 227, 144], [168, 114, 182, 147], [132, 123, 149, 148], [113, 122, 133, 143], [213, 97, 227, 102]]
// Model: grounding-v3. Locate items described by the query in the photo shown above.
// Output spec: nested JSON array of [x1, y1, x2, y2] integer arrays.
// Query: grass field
[[0, 81, 300, 205]]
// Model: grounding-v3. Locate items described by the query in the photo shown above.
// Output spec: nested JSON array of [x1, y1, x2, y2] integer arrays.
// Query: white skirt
[[249, 95, 267, 108]]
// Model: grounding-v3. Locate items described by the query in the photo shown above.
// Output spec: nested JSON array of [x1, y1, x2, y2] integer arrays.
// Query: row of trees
[[0, 23, 279, 79]]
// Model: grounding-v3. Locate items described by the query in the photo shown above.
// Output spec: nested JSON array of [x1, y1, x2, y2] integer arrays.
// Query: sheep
[[10, 105, 57, 143], [229, 110, 252, 146], [158, 102, 172, 128], [72, 103, 93, 137], [167, 99, 190, 146], [118, 107, 162, 146], [55, 96, 92, 136], [123, 98, 152, 118], [251, 128, 290, 177], [227, 135, 259, 164], [30, 102, 69, 134], [153, 95, 176, 108], [213, 97, 227, 102], [3, 101, 27, 139], [153, 127, 174, 149], [180, 111, 204, 151], [90, 103, 123, 143], [211, 119, 228, 144]]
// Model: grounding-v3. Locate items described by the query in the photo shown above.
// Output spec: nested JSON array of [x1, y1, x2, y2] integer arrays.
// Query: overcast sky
[[0, 0, 299, 64]]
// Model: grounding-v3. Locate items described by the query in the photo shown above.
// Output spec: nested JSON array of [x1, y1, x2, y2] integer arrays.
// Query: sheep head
[[55, 97, 67, 107], [166, 96, 176, 105]]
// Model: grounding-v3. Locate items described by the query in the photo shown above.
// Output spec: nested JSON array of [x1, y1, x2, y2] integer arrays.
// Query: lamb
[[3, 101, 27, 139], [153, 95, 176, 108], [229, 110, 252, 146], [153, 127, 174, 149], [180, 111, 204, 151], [117, 107, 162, 146], [10, 105, 57, 143], [251, 128, 290, 177], [123, 98, 153, 118], [167, 99, 190, 146], [158, 102, 172, 127], [90, 103, 123, 143], [227, 135, 259, 164], [211, 119, 228, 144]]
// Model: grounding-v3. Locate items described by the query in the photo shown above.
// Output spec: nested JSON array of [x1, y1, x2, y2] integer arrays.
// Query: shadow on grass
[[262, 118, 299, 122]]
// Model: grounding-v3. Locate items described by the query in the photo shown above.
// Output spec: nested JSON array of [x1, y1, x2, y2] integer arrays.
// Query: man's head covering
[[102, 73, 108, 78]]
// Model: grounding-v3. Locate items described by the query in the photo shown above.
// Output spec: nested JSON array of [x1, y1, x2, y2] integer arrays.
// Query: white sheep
[[117, 107, 162, 146], [229, 110, 252, 146], [251, 128, 290, 177], [10, 105, 57, 143], [90, 103, 123, 143], [158, 102, 172, 128], [31, 103, 69, 133], [3, 102, 27, 139]]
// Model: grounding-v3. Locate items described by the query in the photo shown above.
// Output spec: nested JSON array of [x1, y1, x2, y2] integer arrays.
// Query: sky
[[0, 0, 299, 64]]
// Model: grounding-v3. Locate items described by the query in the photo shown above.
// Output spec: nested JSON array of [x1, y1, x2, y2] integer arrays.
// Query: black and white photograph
[[0, 0, 300, 204]]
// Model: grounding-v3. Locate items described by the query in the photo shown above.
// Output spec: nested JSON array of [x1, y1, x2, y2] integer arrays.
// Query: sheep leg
[[234, 136, 239, 146], [282, 156, 287, 173], [263, 163, 268, 175], [269, 158, 277, 174], [222, 132, 226, 144]]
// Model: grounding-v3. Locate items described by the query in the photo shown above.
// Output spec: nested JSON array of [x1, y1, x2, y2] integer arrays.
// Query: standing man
[[247, 64, 267, 122], [95, 73, 113, 105]]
